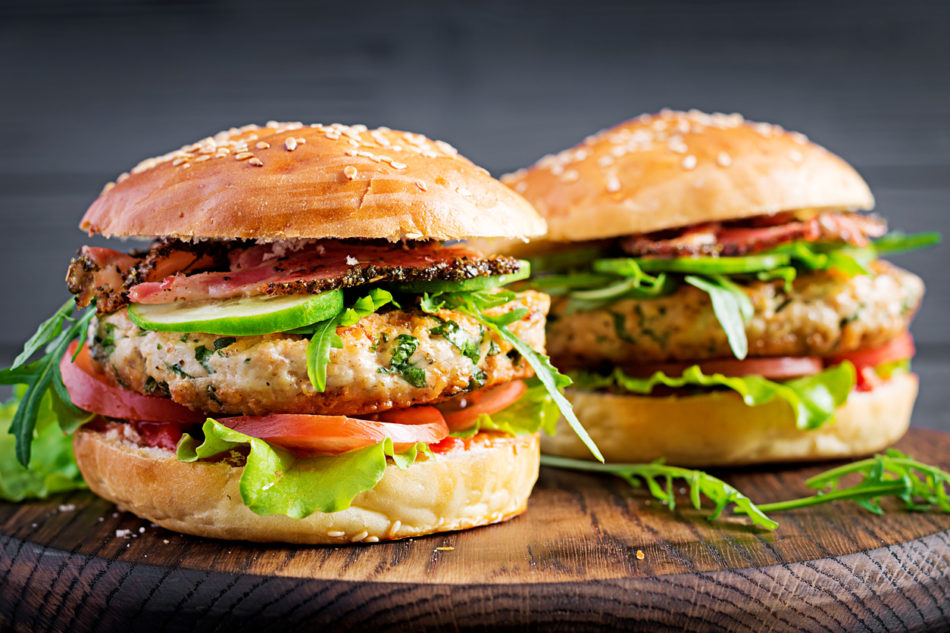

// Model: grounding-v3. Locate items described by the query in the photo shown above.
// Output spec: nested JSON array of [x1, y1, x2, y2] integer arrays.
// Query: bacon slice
[[621, 212, 887, 258], [67, 239, 521, 311], [128, 241, 520, 304], [66, 246, 140, 312]]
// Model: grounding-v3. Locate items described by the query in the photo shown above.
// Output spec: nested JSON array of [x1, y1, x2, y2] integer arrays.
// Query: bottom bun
[[74, 427, 539, 544], [541, 372, 917, 466]]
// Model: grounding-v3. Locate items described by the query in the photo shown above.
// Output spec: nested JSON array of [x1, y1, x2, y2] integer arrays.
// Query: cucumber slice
[[388, 260, 531, 294], [595, 255, 791, 276], [128, 290, 344, 336]]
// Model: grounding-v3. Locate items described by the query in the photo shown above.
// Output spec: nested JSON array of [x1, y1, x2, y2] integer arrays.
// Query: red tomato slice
[[61, 342, 204, 424], [220, 408, 449, 457], [827, 333, 915, 371], [435, 380, 528, 432], [629, 357, 824, 381]]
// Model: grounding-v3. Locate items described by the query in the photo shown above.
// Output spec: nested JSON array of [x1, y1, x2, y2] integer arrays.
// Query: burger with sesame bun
[[0, 121, 600, 543], [489, 110, 938, 467]]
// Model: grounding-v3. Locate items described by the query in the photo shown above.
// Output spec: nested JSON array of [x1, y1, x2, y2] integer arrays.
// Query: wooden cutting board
[[2, 428, 949, 632]]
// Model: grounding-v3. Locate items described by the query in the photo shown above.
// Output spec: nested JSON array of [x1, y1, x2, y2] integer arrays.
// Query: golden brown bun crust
[[74, 427, 539, 543], [503, 110, 874, 241], [81, 122, 545, 241], [541, 373, 916, 466]]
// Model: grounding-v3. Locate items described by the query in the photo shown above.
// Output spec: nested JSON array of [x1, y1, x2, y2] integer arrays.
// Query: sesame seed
[[456, 186, 473, 197], [248, 157, 264, 167], [195, 155, 211, 162], [390, 160, 407, 170], [716, 152, 732, 167], [788, 149, 803, 163], [284, 137, 298, 151], [255, 141, 270, 150], [172, 157, 187, 166], [235, 152, 253, 161], [101, 182, 115, 194], [351, 530, 369, 543], [682, 155, 697, 170], [181, 163, 190, 169], [514, 181, 528, 193], [343, 166, 358, 180], [391, 520, 402, 534], [346, 255, 359, 265], [365, 536, 380, 543], [327, 530, 345, 538], [415, 180, 428, 191], [606, 175, 621, 192]]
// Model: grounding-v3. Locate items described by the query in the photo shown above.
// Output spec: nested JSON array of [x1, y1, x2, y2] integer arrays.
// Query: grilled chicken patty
[[548, 261, 922, 368], [89, 291, 549, 416]]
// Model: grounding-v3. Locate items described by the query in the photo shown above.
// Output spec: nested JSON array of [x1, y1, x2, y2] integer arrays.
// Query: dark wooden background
[[0, 0, 947, 429]]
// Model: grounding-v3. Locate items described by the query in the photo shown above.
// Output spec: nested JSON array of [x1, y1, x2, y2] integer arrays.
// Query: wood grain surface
[[2, 428, 949, 632]]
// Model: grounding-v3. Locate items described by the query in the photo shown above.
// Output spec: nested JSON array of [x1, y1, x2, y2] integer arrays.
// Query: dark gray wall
[[1, 0, 948, 357]]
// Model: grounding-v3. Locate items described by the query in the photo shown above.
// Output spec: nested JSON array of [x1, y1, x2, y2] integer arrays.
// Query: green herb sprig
[[0, 298, 96, 466], [542, 449, 950, 530]]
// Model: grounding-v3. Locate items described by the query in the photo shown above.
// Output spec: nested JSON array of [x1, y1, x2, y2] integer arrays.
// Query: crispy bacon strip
[[622, 212, 887, 258]]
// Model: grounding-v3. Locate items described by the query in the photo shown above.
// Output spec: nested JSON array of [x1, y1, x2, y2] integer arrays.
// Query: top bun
[[502, 110, 874, 242], [81, 122, 545, 242]]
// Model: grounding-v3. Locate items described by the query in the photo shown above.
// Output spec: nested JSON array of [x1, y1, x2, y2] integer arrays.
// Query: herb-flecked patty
[[547, 261, 922, 368], [88, 291, 549, 416]]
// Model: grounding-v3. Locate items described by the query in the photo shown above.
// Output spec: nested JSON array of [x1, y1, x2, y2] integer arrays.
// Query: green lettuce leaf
[[0, 390, 86, 501], [177, 418, 429, 518], [452, 378, 560, 438], [569, 363, 856, 430]]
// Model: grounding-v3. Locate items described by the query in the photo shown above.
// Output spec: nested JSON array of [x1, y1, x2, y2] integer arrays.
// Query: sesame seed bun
[[540, 373, 917, 466], [73, 426, 540, 544], [80, 122, 545, 242], [502, 110, 874, 242]]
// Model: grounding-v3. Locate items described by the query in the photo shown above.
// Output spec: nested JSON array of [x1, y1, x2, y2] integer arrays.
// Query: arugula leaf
[[306, 288, 394, 392], [871, 231, 941, 256], [0, 301, 96, 466], [0, 389, 87, 501], [178, 418, 431, 517], [684, 275, 751, 360], [543, 449, 950, 530], [541, 455, 778, 530], [749, 449, 950, 516], [12, 299, 74, 369], [569, 362, 856, 430], [426, 291, 604, 462]]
